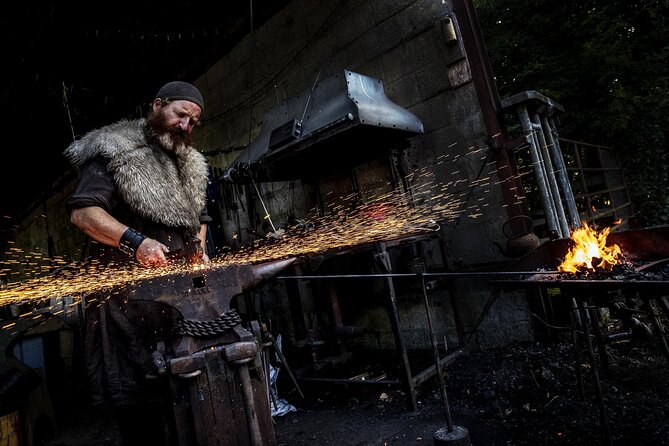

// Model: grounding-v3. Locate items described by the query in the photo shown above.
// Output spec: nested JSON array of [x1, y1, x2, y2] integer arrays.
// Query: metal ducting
[[222, 69, 424, 183]]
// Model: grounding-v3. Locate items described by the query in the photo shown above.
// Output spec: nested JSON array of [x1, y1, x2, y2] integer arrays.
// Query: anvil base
[[169, 339, 276, 446]]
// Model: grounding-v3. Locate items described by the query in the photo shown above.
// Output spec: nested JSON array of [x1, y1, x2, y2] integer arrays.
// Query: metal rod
[[543, 115, 580, 230], [658, 296, 669, 319], [516, 104, 560, 237], [296, 376, 401, 387], [251, 178, 277, 233], [576, 298, 613, 446], [412, 348, 465, 387], [570, 298, 586, 401], [535, 288, 554, 342], [376, 242, 417, 412], [532, 112, 569, 237], [646, 299, 669, 364], [586, 298, 612, 378], [267, 332, 304, 398], [420, 272, 454, 432], [277, 271, 562, 280], [517, 104, 561, 237]]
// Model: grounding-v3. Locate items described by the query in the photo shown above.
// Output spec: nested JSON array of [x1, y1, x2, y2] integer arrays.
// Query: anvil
[[123, 257, 296, 446], [126, 258, 295, 356]]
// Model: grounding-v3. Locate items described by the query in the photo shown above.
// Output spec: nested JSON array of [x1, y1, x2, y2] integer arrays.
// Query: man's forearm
[[70, 206, 128, 248]]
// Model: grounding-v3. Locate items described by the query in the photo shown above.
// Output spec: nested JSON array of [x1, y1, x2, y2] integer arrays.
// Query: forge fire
[[558, 222, 623, 274]]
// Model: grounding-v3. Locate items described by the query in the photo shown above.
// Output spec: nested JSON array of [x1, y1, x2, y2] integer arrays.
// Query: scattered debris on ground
[[41, 325, 668, 445], [275, 334, 668, 446]]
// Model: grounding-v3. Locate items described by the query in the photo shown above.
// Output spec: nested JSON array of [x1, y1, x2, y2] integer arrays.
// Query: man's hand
[[135, 238, 170, 268]]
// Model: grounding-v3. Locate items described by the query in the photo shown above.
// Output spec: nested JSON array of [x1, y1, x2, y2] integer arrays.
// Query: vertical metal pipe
[[516, 104, 561, 236], [544, 116, 581, 230], [531, 113, 569, 237], [377, 242, 418, 411], [420, 273, 454, 432]]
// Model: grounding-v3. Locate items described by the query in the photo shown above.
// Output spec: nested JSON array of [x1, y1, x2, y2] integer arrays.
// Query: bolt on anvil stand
[[128, 258, 296, 446]]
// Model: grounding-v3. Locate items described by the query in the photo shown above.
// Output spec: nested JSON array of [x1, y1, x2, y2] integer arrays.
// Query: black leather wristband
[[118, 227, 147, 258]]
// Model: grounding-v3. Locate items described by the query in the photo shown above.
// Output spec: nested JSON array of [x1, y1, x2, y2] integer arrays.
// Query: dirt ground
[[272, 338, 668, 445], [41, 325, 668, 446]]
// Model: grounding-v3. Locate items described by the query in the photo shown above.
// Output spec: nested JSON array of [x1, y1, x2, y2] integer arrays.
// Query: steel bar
[[413, 349, 465, 388], [536, 288, 555, 341], [377, 242, 417, 412], [544, 116, 581, 230], [420, 273, 454, 431], [586, 298, 612, 379], [658, 296, 669, 319], [532, 113, 569, 236], [645, 299, 669, 364], [576, 298, 613, 446], [297, 376, 401, 387], [278, 271, 563, 280], [516, 104, 561, 237], [570, 298, 586, 401], [267, 332, 304, 398]]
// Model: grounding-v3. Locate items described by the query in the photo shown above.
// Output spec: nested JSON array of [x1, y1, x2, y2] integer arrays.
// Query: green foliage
[[474, 0, 669, 225]]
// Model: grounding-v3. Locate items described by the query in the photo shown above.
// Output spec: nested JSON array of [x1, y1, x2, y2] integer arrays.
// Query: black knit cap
[[155, 81, 204, 113]]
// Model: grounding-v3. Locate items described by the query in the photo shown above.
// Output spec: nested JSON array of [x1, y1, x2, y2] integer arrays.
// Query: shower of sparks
[[0, 162, 505, 329]]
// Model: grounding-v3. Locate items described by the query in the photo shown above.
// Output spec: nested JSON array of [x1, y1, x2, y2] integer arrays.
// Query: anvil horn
[[245, 257, 297, 292]]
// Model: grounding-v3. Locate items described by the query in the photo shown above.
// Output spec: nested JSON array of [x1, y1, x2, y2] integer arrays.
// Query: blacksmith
[[64, 81, 211, 446]]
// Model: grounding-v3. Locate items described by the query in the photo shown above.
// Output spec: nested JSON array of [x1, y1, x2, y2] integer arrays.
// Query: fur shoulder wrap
[[64, 119, 209, 233]]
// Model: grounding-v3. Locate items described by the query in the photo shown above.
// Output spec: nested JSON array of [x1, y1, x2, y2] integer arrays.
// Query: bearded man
[[64, 81, 211, 446]]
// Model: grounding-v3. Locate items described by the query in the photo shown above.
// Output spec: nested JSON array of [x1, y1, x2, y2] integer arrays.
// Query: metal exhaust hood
[[222, 69, 424, 183]]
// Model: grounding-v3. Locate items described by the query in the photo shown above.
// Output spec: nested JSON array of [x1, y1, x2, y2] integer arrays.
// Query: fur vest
[[64, 119, 209, 233]]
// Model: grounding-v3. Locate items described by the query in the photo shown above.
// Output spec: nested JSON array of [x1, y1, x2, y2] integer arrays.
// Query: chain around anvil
[[175, 309, 243, 337]]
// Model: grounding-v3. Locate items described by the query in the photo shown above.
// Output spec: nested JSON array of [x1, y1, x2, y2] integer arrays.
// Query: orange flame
[[558, 222, 622, 273]]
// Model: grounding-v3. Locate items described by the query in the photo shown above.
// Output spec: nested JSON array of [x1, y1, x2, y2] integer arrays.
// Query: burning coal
[[558, 222, 623, 274]]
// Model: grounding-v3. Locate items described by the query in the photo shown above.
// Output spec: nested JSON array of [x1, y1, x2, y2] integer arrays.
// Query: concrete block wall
[[2, 0, 534, 352], [193, 0, 534, 350]]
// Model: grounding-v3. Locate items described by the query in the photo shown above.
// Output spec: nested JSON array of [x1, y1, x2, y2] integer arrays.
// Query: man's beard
[[146, 109, 191, 154]]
